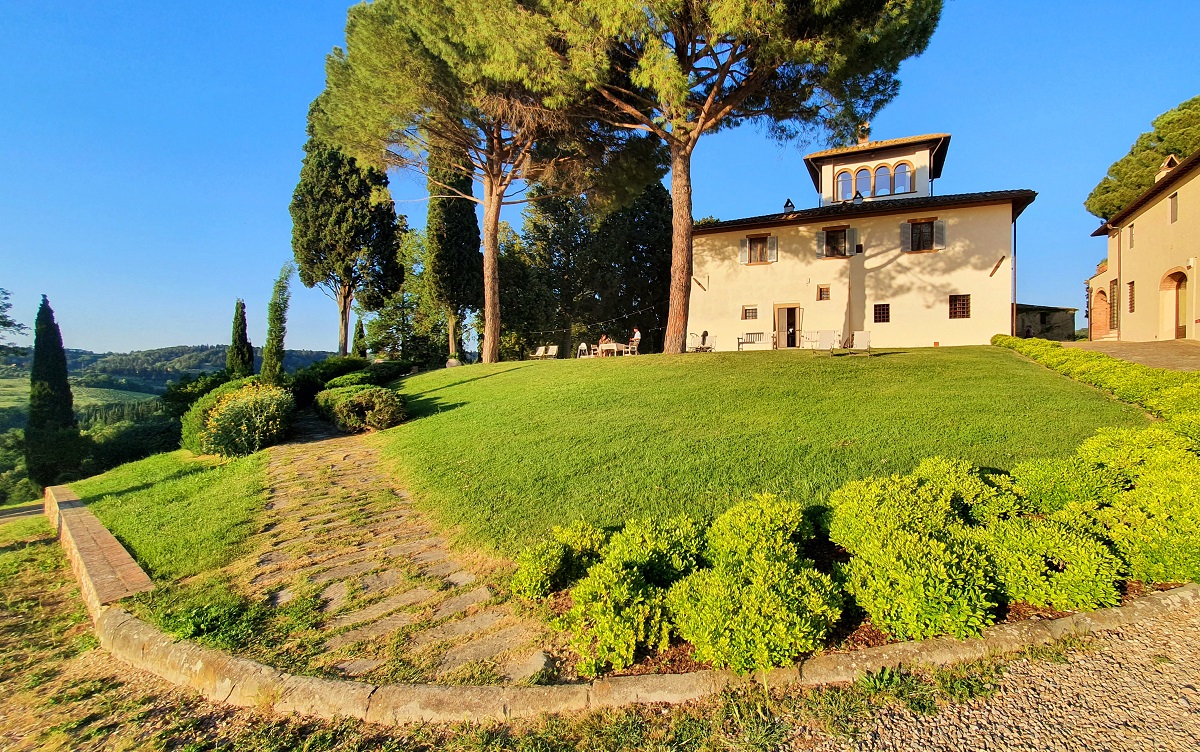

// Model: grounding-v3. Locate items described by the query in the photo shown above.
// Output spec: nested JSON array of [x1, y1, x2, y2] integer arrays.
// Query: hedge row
[[313, 385, 407, 433], [515, 426, 1200, 677], [991, 335, 1200, 442]]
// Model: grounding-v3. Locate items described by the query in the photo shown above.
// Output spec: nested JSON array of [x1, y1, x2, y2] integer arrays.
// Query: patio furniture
[[817, 330, 838, 354], [530, 345, 546, 360], [628, 341, 639, 356], [589, 344, 600, 357], [599, 342, 629, 357], [689, 331, 714, 352], [577, 343, 589, 358], [850, 331, 871, 356], [545, 345, 559, 359]]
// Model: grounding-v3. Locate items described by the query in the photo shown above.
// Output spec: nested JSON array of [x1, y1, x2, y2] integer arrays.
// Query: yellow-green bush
[[668, 496, 842, 675], [982, 518, 1121, 611], [199, 383, 294, 457], [510, 521, 609, 600]]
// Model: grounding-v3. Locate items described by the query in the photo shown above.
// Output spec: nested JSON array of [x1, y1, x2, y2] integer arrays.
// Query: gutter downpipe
[[1011, 219, 1017, 336], [1116, 224, 1123, 341]]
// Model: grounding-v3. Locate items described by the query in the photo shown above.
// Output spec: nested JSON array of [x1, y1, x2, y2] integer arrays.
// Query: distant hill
[[1, 345, 336, 388]]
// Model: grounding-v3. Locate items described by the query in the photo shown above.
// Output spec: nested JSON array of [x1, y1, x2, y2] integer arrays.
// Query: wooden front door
[[774, 306, 803, 348]]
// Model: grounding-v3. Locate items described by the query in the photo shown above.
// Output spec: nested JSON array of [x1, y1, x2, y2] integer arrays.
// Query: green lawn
[[70, 451, 268, 581], [378, 347, 1149, 554]]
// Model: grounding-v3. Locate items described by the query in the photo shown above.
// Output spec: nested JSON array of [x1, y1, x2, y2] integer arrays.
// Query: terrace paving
[[1065, 339, 1200, 371], [228, 414, 548, 684]]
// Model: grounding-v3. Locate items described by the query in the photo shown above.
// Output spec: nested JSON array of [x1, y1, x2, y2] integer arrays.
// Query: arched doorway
[[1091, 289, 1110, 339], [1161, 270, 1189, 339]]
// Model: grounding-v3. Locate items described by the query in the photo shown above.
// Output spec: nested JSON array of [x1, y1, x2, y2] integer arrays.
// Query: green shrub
[[983, 518, 1120, 611], [308, 356, 370, 382], [838, 528, 996, 640], [200, 383, 294, 457], [163, 370, 230, 417], [511, 521, 609, 600], [180, 377, 257, 453], [511, 540, 569, 600], [313, 386, 406, 433], [1009, 457, 1124, 515], [668, 496, 841, 675], [363, 360, 413, 384], [287, 369, 325, 409], [324, 370, 379, 388], [561, 516, 701, 676]]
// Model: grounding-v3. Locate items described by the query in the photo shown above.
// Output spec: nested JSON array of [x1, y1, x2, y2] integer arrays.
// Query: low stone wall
[[44, 485, 154, 618], [46, 489, 1200, 724], [91, 588, 1199, 724]]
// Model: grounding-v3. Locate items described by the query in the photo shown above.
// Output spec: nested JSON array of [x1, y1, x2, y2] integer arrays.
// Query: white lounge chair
[[545, 345, 559, 359], [530, 345, 546, 360], [817, 330, 838, 354], [577, 343, 589, 358], [850, 330, 871, 356]]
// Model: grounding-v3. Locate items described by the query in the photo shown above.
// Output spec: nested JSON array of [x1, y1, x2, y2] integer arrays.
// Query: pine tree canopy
[[1084, 95, 1200, 220], [0, 288, 27, 355]]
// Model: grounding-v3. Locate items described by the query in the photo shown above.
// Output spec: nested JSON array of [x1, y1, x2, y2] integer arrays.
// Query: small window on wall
[[817, 227, 857, 258], [749, 237, 768, 263], [949, 294, 971, 319], [1170, 193, 1178, 223], [742, 306, 758, 320], [893, 163, 911, 194], [739, 236, 778, 264], [873, 303, 891, 323], [836, 171, 853, 201], [1127, 281, 1135, 313], [817, 285, 831, 301], [901, 219, 945, 252]]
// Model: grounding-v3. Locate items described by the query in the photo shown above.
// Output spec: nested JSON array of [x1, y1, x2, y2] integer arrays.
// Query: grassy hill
[[0, 377, 160, 431], [378, 347, 1150, 553]]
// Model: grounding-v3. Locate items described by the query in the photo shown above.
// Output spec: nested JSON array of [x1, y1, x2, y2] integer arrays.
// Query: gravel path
[[818, 600, 1200, 752]]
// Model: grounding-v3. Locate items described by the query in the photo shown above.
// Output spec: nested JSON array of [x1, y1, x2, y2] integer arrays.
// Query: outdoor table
[[599, 342, 629, 356]]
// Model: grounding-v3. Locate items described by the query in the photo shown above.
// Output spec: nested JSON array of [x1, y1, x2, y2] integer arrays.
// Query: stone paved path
[[813, 600, 1200, 752], [228, 415, 547, 684], [1065, 339, 1200, 371]]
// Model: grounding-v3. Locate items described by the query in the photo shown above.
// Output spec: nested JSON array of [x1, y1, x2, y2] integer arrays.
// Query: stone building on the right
[[1088, 151, 1197, 341]]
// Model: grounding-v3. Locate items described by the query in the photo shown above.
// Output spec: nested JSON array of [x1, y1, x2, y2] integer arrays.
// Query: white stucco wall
[[689, 202, 1016, 350]]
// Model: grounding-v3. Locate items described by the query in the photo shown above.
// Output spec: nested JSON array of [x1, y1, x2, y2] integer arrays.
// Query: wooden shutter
[[815, 230, 826, 258], [847, 227, 860, 254], [739, 238, 749, 264], [767, 236, 778, 262], [899, 222, 911, 252], [933, 220, 946, 250]]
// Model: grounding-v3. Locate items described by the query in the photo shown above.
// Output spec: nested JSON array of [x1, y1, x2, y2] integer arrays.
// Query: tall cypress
[[425, 147, 483, 361], [26, 295, 80, 487], [260, 265, 292, 386], [351, 317, 367, 358], [227, 299, 255, 378]]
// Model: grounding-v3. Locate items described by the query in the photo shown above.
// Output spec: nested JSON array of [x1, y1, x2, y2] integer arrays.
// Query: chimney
[[857, 121, 871, 145], [1155, 154, 1180, 182]]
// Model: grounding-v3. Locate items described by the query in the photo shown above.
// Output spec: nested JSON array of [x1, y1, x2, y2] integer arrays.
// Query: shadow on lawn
[[76, 466, 212, 508], [411, 364, 531, 398]]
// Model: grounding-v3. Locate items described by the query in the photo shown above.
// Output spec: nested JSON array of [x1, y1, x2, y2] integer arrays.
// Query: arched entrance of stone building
[[1160, 269, 1189, 340], [1091, 289, 1110, 339]]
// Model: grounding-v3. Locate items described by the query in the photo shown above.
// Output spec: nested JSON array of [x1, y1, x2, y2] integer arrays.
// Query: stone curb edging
[[92, 588, 1200, 724], [43, 485, 1200, 724]]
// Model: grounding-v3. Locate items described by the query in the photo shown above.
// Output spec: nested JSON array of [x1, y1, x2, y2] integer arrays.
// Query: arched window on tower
[[836, 171, 853, 201], [874, 165, 892, 196], [855, 168, 872, 197], [893, 163, 912, 194]]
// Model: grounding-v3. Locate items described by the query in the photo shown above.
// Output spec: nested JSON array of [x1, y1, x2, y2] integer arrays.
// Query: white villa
[[689, 133, 1036, 350]]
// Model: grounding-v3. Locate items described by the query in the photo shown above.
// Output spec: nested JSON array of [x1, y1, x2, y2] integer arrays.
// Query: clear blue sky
[[3, 1, 1198, 353]]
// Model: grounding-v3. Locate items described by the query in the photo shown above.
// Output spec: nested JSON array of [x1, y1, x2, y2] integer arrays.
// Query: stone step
[[432, 587, 491, 620], [325, 611, 416, 650], [328, 587, 438, 630], [437, 626, 535, 675], [409, 608, 507, 651]]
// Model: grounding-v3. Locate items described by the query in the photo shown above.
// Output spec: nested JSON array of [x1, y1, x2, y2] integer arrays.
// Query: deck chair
[[628, 341, 639, 356], [577, 343, 589, 358], [817, 330, 838, 354], [545, 345, 559, 359], [589, 344, 600, 357], [530, 345, 546, 360], [850, 331, 871, 356]]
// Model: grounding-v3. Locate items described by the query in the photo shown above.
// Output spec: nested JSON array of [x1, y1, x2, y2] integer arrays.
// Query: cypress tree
[[351, 317, 367, 358], [227, 299, 255, 378], [425, 146, 483, 361], [26, 295, 80, 487], [260, 265, 292, 386]]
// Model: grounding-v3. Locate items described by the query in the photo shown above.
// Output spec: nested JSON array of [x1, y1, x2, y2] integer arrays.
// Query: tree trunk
[[337, 287, 354, 357], [446, 307, 458, 359], [663, 143, 694, 354], [481, 180, 502, 363]]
